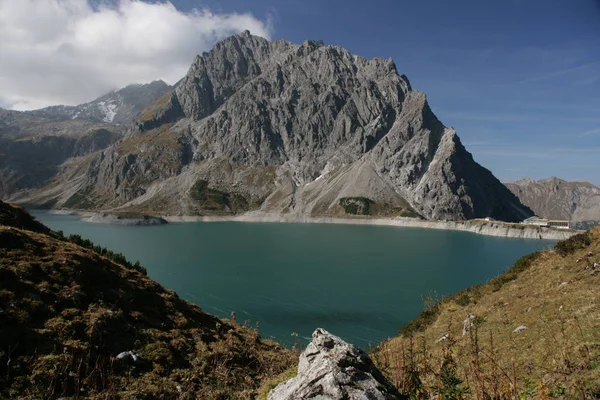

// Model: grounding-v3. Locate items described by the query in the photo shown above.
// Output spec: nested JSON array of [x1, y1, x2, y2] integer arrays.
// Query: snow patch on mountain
[[97, 100, 120, 123]]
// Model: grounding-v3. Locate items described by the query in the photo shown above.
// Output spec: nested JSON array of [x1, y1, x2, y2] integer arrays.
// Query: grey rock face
[[268, 328, 405, 400], [176, 31, 296, 121], [506, 177, 600, 222], [17, 32, 532, 221]]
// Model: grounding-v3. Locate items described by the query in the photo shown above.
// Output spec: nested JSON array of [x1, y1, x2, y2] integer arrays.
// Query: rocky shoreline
[[45, 209, 576, 240], [163, 212, 576, 240], [46, 210, 168, 226], [84, 213, 168, 226]]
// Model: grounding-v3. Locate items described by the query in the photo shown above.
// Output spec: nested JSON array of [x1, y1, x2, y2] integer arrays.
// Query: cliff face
[[14, 32, 532, 221], [0, 201, 294, 399], [506, 177, 600, 222]]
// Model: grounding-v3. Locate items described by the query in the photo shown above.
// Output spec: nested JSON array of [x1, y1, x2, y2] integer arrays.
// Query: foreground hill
[[373, 228, 600, 398], [0, 201, 294, 399], [15, 31, 532, 222], [506, 178, 600, 227]]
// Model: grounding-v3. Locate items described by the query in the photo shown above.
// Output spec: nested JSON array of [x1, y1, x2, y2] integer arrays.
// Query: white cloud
[[0, 0, 272, 110]]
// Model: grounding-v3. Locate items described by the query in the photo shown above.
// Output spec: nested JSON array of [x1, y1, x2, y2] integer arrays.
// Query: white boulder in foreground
[[268, 328, 406, 400]]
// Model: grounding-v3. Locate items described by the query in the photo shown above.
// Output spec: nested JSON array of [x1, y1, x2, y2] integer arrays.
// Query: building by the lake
[[522, 216, 571, 230]]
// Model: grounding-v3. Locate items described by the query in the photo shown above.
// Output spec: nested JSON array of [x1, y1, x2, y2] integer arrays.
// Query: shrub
[[489, 251, 541, 291], [339, 197, 373, 215], [189, 179, 249, 213], [399, 302, 441, 337], [554, 232, 592, 256], [399, 209, 421, 218], [67, 234, 147, 275], [454, 293, 471, 307]]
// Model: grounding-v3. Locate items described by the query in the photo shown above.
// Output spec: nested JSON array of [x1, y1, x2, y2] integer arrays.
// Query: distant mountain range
[[26, 80, 172, 124], [0, 81, 172, 198], [3, 32, 534, 221], [505, 177, 600, 227]]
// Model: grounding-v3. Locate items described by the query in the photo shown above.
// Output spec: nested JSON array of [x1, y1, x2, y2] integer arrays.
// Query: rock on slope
[[269, 328, 406, 400], [506, 177, 600, 222], [373, 229, 600, 398], [21, 31, 532, 222], [0, 200, 295, 399]]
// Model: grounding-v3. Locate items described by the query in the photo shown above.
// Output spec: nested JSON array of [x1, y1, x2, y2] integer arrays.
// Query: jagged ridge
[[18, 31, 532, 222]]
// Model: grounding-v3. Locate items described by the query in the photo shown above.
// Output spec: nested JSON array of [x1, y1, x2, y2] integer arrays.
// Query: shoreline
[[39, 209, 578, 240], [166, 212, 576, 240]]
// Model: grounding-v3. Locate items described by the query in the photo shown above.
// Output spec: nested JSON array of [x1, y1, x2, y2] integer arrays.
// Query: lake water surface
[[32, 212, 554, 349]]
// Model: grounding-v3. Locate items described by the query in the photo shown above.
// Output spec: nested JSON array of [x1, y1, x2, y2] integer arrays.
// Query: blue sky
[[177, 0, 600, 185]]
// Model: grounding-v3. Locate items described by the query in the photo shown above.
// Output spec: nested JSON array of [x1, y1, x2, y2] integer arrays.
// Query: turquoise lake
[[32, 212, 554, 349]]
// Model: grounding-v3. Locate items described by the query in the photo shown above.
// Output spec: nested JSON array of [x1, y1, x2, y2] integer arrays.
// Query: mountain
[[15, 31, 532, 222], [506, 177, 600, 223], [0, 200, 295, 398], [373, 228, 600, 397], [0, 108, 123, 199], [27, 80, 172, 124], [0, 81, 173, 203]]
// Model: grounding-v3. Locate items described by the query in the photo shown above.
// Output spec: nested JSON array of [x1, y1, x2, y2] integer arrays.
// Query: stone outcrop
[[268, 328, 406, 400]]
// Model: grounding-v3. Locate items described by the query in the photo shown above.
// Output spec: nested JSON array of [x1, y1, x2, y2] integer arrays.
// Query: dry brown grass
[[372, 227, 600, 399], [0, 201, 295, 399]]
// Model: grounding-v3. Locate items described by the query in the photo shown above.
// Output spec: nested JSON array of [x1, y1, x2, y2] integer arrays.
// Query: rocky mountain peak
[[513, 177, 535, 186], [302, 39, 325, 51], [539, 176, 565, 186], [176, 33, 296, 121], [12, 33, 533, 222]]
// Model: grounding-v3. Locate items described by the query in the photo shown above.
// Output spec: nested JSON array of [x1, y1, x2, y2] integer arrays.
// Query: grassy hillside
[[372, 229, 600, 399], [0, 202, 295, 399]]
